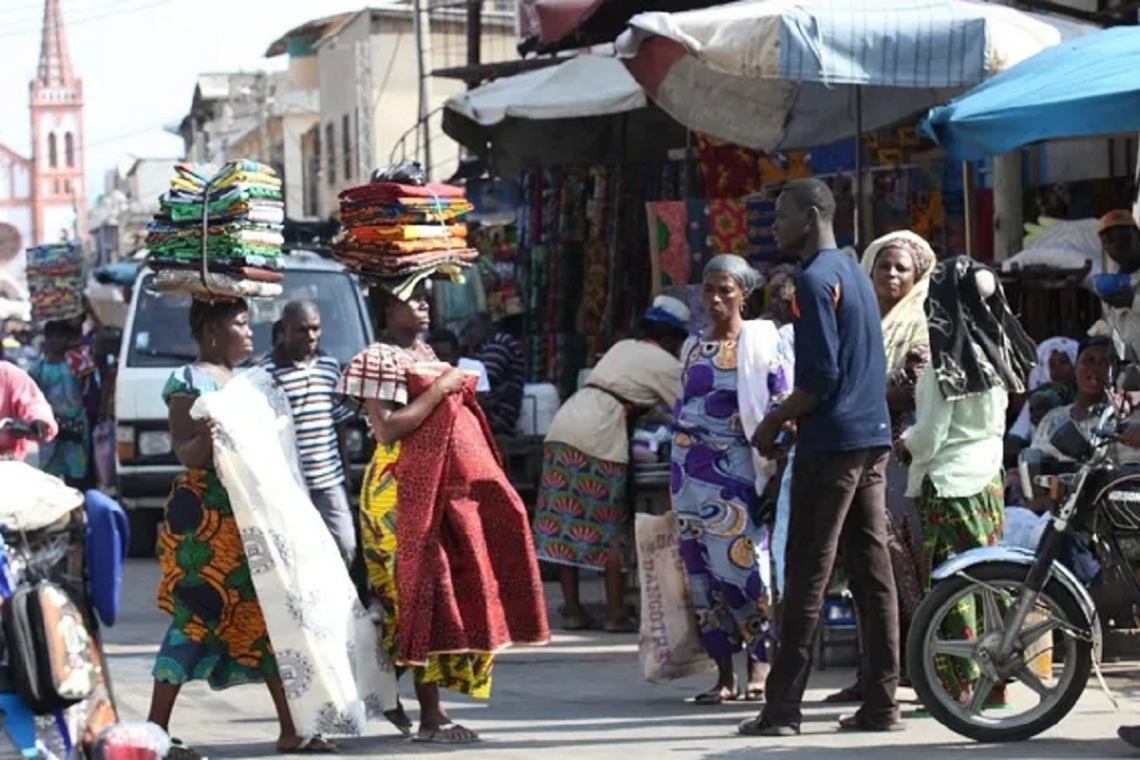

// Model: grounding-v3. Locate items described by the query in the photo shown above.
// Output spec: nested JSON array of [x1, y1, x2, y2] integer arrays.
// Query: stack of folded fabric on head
[[145, 159, 286, 299], [333, 180, 477, 300], [27, 243, 84, 321]]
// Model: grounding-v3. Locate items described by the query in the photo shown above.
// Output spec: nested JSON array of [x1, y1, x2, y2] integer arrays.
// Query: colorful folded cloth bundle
[[145, 159, 285, 300], [151, 269, 283, 299], [332, 180, 476, 296], [27, 244, 84, 321]]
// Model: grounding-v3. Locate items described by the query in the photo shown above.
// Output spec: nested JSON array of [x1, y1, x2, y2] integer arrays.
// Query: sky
[[0, 0, 377, 201]]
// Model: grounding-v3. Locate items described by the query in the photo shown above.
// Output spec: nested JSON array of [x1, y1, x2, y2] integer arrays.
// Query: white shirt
[[905, 369, 1008, 499]]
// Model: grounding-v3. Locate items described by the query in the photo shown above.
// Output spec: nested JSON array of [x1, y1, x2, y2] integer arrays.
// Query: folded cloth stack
[[145, 160, 286, 299], [333, 181, 477, 299], [27, 244, 84, 321]]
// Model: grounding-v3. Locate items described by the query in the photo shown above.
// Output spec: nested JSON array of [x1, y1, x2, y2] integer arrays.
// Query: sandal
[[693, 686, 741, 705], [560, 606, 600, 631], [737, 686, 765, 702], [277, 735, 337, 754], [413, 722, 481, 744], [823, 684, 863, 704]]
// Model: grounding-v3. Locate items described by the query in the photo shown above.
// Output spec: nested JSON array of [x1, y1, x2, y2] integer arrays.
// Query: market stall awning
[[921, 26, 1140, 161], [442, 54, 688, 176], [524, 0, 732, 52], [615, 0, 1093, 151], [445, 54, 645, 124]]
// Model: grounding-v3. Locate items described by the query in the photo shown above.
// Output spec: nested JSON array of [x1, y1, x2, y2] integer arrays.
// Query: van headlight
[[345, 427, 366, 460], [138, 431, 173, 457]]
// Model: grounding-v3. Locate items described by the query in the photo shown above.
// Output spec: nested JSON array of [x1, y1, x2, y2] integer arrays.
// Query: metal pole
[[853, 86, 863, 248], [466, 0, 483, 90], [962, 161, 975, 257], [413, 0, 434, 180]]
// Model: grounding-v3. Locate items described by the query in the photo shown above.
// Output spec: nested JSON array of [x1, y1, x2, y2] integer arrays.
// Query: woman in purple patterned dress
[[671, 255, 794, 705]]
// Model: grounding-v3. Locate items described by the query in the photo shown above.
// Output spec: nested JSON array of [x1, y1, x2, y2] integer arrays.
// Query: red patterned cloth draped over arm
[[394, 371, 550, 665]]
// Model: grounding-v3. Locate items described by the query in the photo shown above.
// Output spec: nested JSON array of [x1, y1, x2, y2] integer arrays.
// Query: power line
[[0, 0, 178, 40]]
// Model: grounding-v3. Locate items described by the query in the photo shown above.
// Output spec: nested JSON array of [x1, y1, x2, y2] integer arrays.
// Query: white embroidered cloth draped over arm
[[190, 367, 397, 738]]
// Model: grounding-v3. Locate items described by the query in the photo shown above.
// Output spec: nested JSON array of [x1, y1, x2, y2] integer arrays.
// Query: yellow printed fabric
[[359, 441, 494, 698]]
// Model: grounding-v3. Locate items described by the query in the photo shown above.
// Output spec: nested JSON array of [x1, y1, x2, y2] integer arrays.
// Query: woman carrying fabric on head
[[29, 319, 96, 488], [824, 230, 936, 703], [147, 298, 333, 757], [341, 276, 549, 745], [903, 257, 1036, 706], [535, 295, 691, 632], [671, 254, 794, 705]]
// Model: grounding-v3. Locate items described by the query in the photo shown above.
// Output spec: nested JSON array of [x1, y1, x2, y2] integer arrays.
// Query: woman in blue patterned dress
[[671, 255, 794, 705]]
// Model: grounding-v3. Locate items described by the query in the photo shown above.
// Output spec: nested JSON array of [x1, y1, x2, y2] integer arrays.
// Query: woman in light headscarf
[[905, 256, 1037, 706], [1006, 336, 1078, 448], [671, 254, 794, 705], [825, 230, 937, 703]]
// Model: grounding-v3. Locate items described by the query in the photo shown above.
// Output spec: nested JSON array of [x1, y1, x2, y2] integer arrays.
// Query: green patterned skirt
[[532, 442, 631, 571]]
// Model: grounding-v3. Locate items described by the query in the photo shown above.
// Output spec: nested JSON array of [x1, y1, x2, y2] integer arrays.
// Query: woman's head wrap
[[860, 230, 937, 279], [703, 254, 761, 294]]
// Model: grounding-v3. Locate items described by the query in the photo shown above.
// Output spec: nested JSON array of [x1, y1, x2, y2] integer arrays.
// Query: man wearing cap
[[534, 295, 691, 632], [1090, 211, 1140, 356]]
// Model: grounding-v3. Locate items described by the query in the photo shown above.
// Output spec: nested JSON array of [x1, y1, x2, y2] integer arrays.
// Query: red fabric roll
[[394, 372, 550, 664]]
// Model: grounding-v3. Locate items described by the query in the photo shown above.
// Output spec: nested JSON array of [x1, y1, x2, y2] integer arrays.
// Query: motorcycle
[[907, 326, 1140, 742], [0, 419, 122, 758]]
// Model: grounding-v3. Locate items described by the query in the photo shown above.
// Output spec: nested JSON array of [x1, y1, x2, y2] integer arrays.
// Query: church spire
[[32, 0, 79, 97]]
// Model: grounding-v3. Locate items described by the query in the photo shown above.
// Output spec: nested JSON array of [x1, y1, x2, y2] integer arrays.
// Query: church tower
[[29, 0, 86, 246]]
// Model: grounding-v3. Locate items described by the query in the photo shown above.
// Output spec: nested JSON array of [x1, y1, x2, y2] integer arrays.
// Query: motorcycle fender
[[932, 546, 1103, 661]]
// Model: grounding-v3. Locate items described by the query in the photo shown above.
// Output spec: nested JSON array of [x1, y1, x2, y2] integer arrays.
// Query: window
[[64, 132, 75, 168], [326, 122, 336, 186], [64, 179, 71, 194], [47, 133, 57, 168], [342, 114, 352, 181], [52, 179, 60, 194]]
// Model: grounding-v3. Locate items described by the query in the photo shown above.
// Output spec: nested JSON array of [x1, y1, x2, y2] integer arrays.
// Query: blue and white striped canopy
[[617, 0, 1091, 150]]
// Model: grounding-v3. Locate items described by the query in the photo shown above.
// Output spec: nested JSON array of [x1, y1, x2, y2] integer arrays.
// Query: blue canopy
[[921, 26, 1140, 161]]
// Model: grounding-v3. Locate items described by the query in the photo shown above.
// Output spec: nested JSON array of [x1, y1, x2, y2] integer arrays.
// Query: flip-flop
[[603, 619, 638, 633], [277, 736, 337, 755], [559, 606, 600, 631], [167, 741, 203, 760], [693, 687, 742, 705], [412, 722, 481, 744], [384, 700, 414, 737]]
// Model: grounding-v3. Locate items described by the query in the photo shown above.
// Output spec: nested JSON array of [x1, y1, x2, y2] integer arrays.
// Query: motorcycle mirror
[[1121, 365, 1140, 393]]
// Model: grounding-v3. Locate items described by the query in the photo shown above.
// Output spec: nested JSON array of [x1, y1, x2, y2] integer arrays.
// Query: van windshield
[[126, 269, 370, 368]]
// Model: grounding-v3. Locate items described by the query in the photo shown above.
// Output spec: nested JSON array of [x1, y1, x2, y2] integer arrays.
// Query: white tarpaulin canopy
[[445, 54, 646, 125]]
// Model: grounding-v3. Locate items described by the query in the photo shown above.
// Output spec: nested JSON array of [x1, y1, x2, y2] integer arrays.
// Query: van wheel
[[127, 509, 162, 558]]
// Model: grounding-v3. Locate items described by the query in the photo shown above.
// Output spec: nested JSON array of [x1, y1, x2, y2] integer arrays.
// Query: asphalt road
[[103, 560, 1140, 760]]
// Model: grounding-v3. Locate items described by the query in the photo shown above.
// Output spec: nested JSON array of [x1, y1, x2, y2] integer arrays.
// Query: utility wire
[[0, 0, 178, 39]]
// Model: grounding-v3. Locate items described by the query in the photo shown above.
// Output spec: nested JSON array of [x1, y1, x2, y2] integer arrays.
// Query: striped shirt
[[261, 353, 352, 489], [476, 332, 525, 436]]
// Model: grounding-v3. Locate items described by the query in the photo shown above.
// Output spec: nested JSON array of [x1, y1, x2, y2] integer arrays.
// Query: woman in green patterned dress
[[903, 258, 1036, 706], [146, 298, 334, 756]]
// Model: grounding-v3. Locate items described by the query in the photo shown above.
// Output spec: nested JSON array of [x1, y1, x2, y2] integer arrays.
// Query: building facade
[[0, 0, 88, 289], [313, 5, 517, 218]]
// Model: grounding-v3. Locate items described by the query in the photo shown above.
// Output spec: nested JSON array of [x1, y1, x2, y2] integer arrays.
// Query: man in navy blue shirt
[[743, 178, 900, 736]]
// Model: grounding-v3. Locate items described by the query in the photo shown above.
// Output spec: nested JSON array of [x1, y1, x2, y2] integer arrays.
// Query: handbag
[[2, 579, 98, 713]]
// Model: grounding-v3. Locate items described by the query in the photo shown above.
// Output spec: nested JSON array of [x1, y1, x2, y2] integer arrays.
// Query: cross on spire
[[32, 0, 79, 99]]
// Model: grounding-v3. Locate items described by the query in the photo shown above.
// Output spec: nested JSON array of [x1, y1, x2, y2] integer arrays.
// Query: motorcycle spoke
[[980, 588, 1005, 633], [967, 675, 995, 715], [931, 638, 976, 661], [1014, 665, 1052, 699], [1017, 617, 1059, 651]]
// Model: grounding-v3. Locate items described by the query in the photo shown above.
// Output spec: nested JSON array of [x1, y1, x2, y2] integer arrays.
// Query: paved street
[[105, 560, 1139, 759]]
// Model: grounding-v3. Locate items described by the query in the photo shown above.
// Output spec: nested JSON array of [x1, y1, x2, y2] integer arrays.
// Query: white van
[[115, 253, 375, 555]]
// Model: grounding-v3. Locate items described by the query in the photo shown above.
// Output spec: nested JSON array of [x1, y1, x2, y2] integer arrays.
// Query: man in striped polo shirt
[[262, 300, 356, 566]]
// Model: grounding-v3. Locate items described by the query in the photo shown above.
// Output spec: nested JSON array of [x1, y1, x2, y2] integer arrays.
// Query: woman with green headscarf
[[825, 230, 936, 703]]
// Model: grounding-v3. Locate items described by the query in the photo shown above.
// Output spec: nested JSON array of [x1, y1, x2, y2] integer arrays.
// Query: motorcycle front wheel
[[907, 561, 1093, 743]]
